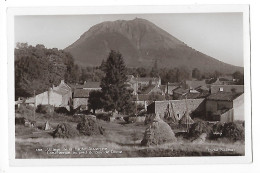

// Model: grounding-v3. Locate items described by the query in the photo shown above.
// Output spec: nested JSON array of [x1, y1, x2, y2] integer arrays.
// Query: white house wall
[[233, 94, 244, 121], [35, 90, 63, 107]]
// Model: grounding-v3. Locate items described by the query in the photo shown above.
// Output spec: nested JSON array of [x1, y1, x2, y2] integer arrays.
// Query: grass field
[[15, 108, 245, 158]]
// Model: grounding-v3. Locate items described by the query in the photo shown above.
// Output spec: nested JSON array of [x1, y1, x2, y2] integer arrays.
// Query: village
[[16, 74, 244, 124], [13, 15, 245, 158], [14, 68, 245, 158]]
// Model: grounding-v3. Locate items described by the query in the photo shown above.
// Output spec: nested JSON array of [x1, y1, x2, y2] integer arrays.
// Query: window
[[219, 87, 224, 92]]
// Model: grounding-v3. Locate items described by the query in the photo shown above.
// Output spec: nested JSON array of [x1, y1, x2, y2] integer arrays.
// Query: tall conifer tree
[[100, 50, 134, 115]]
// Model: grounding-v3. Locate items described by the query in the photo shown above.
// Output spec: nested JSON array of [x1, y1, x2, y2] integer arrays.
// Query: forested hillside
[[15, 43, 80, 99]]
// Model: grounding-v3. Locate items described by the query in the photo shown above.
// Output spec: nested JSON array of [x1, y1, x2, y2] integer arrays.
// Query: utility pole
[[33, 90, 36, 121], [135, 75, 138, 117]]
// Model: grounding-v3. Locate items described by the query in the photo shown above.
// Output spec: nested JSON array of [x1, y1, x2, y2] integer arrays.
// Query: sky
[[15, 13, 243, 67]]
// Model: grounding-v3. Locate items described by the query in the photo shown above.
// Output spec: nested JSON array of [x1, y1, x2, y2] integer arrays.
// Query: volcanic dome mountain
[[65, 18, 243, 73]]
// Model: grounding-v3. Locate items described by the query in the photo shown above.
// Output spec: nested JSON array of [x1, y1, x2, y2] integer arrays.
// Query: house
[[15, 97, 24, 108], [140, 84, 165, 95], [34, 88, 63, 107], [137, 76, 161, 87], [126, 75, 138, 95], [24, 97, 35, 107], [72, 82, 102, 110], [178, 91, 210, 100], [185, 80, 207, 90], [147, 99, 205, 120], [165, 82, 182, 95], [219, 75, 234, 81], [52, 80, 72, 107], [72, 89, 90, 110], [210, 85, 244, 94], [133, 94, 165, 110], [24, 80, 72, 109], [160, 85, 167, 94], [72, 81, 101, 90], [172, 87, 189, 100], [211, 78, 236, 85], [206, 92, 244, 122], [126, 75, 161, 94], [34, 80, 72, 109]]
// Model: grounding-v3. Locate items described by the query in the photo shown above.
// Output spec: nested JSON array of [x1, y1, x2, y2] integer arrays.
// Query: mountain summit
[[65, 18, 242, 73]]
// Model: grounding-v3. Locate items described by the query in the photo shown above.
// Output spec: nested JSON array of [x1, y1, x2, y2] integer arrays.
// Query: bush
[[16, 104, 34, 117], [15, 117, 26, 125], [54, 107, 71, 114], [222, 122, 244, 141], [96, 113, 111, 121], [77, 117, 105, 136], [188, 120, 212, 139], [52, 123, 79, 138], [36, 105, 54, 114], [212, 122, 224, 134]]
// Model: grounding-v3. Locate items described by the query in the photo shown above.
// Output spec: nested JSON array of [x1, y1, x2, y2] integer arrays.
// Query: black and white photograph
[[8, 5, 251, 163]]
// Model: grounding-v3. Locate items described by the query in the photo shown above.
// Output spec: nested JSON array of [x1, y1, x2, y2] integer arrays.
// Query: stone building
[[72, 81, 102, 110], [147, 99, 205, 120], [185, 80, 207, 90], [32, 80, 72, 109], [72, 89, 90, 110], [126, 75, 161, 95], [206, 92, 244, 122], [210, 84, 244, 94]]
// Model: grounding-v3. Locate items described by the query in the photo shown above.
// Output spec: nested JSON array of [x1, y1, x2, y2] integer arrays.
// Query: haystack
[[44, 121, 52, 130], [164, 102, 179, 124], [179, 112, 194, 125], [53, 123, 79, 138], [77, 117, 105, 136], [141, 114, 177, 146]]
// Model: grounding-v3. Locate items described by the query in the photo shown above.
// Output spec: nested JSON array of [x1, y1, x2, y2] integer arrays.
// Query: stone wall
[[147, 99, 205, 119], [73, 98, 89, 110], [205, 100, 233, 119]]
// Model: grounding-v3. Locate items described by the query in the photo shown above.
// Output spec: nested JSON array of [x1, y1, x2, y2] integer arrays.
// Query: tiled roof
[[82, 82, 101, 88], [73, 89, 90, 98], [141, 85, 156, 94], [173, 87, 189, 95], [138, 77, 159, 82], [205, 78, 217, 84], [25, 97, 35, 103], [133, 94, 165, 101], [72, 82, 101, 89], [168, 82, 181, 86], [186, 80, 206, 89], [178, 92, 210, 100], [207, 92, 242, 101], [53, 88, 69, 95], [160, 85, 166, 91]]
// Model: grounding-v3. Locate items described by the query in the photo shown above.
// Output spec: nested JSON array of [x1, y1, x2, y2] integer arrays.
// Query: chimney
[[61, 80, 64, 84]]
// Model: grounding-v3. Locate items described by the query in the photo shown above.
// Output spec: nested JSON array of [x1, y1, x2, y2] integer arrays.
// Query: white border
[[6, 5, 251, 166]]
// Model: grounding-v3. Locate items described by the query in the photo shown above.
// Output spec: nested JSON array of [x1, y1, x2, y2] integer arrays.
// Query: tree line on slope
[[15, 43, 243, 101], [15, 43, 80, 99]]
